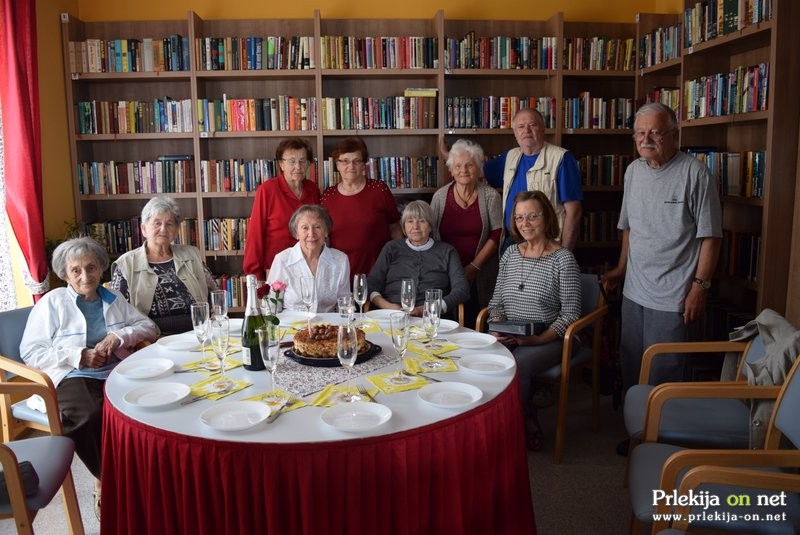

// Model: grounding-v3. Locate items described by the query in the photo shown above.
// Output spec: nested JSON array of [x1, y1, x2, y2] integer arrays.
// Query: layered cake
[[293, 324, 368, 358]]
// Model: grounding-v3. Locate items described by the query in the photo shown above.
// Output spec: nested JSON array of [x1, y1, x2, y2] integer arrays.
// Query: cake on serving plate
[[293, 324, 368, 358]]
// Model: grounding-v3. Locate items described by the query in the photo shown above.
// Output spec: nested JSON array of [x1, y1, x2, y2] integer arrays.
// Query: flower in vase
[[259, 280, 286, 326]]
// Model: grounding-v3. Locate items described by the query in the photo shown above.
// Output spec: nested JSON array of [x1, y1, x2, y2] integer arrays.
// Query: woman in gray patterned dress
[[487, 191, 581, 450], [110, 196, 217, 335]]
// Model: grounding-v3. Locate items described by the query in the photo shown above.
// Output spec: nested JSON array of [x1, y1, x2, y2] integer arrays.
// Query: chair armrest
[[639, 341, 749, 385], [563, 304, 608, 345], [0, 355, 56, 389], [642, 382, 782, 442], [475, 307, 489, 333], [0, 382, 64, 435]]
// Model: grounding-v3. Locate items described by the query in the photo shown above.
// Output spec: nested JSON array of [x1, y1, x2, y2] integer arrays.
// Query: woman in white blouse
[[267, 205, 350, 312]]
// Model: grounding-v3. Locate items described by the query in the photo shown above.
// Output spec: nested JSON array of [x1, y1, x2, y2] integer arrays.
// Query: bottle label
[[241, 347, 252, 365]]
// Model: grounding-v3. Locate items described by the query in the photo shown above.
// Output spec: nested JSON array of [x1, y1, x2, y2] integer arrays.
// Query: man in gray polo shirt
[[603, 102, 722, 393]]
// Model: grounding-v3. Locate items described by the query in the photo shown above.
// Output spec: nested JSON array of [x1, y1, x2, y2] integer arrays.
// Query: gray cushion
[[0, 436, 74, 514], [629, 442, 685, 522], [11, 400, 50, 428]]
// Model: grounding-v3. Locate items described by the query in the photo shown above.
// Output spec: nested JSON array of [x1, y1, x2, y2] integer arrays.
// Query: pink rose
[[271, 280, 287, 293]]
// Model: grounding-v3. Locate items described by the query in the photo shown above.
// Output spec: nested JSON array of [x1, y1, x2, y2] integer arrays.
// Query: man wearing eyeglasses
[[483, 108, 584, 253], [603, 102, 722, 395]]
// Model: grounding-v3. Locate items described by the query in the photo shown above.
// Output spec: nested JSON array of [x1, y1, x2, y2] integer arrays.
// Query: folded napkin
[[405, 355, 458, 373], [202, 340, 242, 356], [368, 370, 427, 394], [181, 356, 243, 375], [406, 339, 459, 356], [358, 321, 382, 334], [189, 376, 251, 400], [242, 390, 305, 412], [309, 384, 368, 407], [25, 394, 47, 413]]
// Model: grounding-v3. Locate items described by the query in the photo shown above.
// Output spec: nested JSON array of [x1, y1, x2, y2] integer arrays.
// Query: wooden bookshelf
[[635, 1, 800, 329]]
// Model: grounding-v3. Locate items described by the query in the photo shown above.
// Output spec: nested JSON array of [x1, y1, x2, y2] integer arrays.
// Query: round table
[[101, 314, 536, 534]]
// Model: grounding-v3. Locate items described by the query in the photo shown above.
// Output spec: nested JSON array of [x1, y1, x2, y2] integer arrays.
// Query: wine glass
[[210, 289, 228, 320], [337, 295, 355, 325], [423, 295, 441, 346], [190, 302, 210, 355], [256, 325, 281, 403], [400, 279, 416, 316], [353, 273, 367, 326], [297, 275, 316, 331], [389, 311, 410, 379], [209, 316, 230, 382], [337, 323, 360, 402]]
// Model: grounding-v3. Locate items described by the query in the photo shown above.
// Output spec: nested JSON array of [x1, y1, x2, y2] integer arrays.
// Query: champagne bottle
[[241, 274, 266, 371]]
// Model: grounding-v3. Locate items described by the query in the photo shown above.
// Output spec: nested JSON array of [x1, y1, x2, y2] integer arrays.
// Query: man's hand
[[683, 284, 708, 324], [93, 333, 121, 357], [80, 348, 109, 368], [600, 266, 625, 292]]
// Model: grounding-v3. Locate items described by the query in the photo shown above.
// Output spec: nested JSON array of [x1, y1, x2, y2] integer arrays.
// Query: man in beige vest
[[484, 108, 584, 254]]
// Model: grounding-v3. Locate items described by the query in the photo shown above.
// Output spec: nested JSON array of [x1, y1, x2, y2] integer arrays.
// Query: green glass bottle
[[241, 274, 266, 371]]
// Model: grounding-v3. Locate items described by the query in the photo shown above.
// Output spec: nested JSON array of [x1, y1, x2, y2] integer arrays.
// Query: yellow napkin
[[406, 339, 459, 356], [405, 355, 458, 373], [180, 356, 244, 375], [357, 321, 382, 333], [368, 371, 427, 394], [188, 376, 251, 400], [241, 390, 305, 412], [202, 340, 241, 355], [308, 384, 369, 407]]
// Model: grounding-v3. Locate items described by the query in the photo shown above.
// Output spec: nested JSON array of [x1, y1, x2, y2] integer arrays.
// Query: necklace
[[517, 243, 546, 291], [453, 185, 475, 208]]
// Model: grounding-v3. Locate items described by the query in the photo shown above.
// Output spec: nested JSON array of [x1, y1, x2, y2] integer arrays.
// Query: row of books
[[580, 211, 621, 243], [683, 63, 769, 120], [196, 96, 317, 133], [199, 159, 319, 193], [319, 96, 437, 130], [684, 0, 772, 48], [720, 229, 759, 282], [194, 36, 315, 71], [641, 87, 681, 117], [204, 218, 249, 252], [77, 157, 195, 195], [85, 218, 196, 255], [563, 95, 635, 129], [562, 37, 636, 71], [637, 23, 682, 68], [319, 36, 437, 69], [212, 275, 248, 308], [320, 156, 439, 190], [687, 148, 766, 198], [577, 154, 634, 187], [443, 35, 558, 70], [444, 97, 557, 129], [76, 99, 193, 135], [68, 36, 190, 73]]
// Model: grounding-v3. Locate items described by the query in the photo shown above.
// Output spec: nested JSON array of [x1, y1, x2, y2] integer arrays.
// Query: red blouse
[[321, 180, 400, 276], [242, 175, 320, 277]]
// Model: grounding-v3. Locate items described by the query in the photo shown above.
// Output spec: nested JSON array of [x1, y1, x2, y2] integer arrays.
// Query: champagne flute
[[337, 295, 355, 325], [210, 289, 228, 320], [209, 316, 230, 382], [353, 273, 367, 326], [423, 297, 441, 346], [190, 302, 210, 355], [297, 275, 316, 332], [256, 325, 281, 403], [389, 311, 410, 379], [400, 279, 416, 316], [337, 323, 360, 402]]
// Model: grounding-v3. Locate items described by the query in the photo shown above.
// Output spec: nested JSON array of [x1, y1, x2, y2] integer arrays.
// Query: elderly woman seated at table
[[487, 191, 581, 450], [267, 204, 350, 313], [20, 236, 158, 513], [368, 200, 469, 316], [110, 196, 217, 334]]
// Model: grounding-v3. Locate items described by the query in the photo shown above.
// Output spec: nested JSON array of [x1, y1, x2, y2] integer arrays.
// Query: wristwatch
[[693, 277, 711, 290]]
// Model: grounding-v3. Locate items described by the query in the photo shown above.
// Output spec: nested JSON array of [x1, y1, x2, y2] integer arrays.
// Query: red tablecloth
[[101, 379, 535, 535]]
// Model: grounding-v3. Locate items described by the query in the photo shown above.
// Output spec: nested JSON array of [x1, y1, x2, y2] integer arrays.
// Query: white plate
[[364, 309, 398, 323], [418, 382, 483, 409], [115, 358, 174, 379], [278, 310, 318, 326], [321, 402, 392, 432], [447, 332, 497, 349], [437, 319, 459, 333], [459, 354, 515, 374], [156, 334, 200, 352], [228, 318, 243, 337], [200, 401, 271, 432], [123, 383, 191, 408]]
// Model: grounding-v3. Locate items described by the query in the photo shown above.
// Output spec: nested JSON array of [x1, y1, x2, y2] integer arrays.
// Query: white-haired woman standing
[[110, 196, 217, 334], [21, 236, 158, 516], [432, 138, 502, 327]]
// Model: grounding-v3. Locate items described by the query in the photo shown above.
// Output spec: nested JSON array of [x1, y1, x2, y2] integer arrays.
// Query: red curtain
[[0, 0, 48, 299]]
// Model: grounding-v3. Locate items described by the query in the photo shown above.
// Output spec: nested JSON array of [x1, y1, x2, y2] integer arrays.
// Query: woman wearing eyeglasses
[[243, 137, 321, 279], [487, 190, 581, 451], [321, 137, 402, 275]]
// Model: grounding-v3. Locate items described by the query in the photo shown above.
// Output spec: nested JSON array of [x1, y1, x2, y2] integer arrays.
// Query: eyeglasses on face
[[632, 129, 674, 142], [514, 122, 543, 131], [337, 158, 364, 166], [281, 158, 309, 167], [513, 211, 544, 224]]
